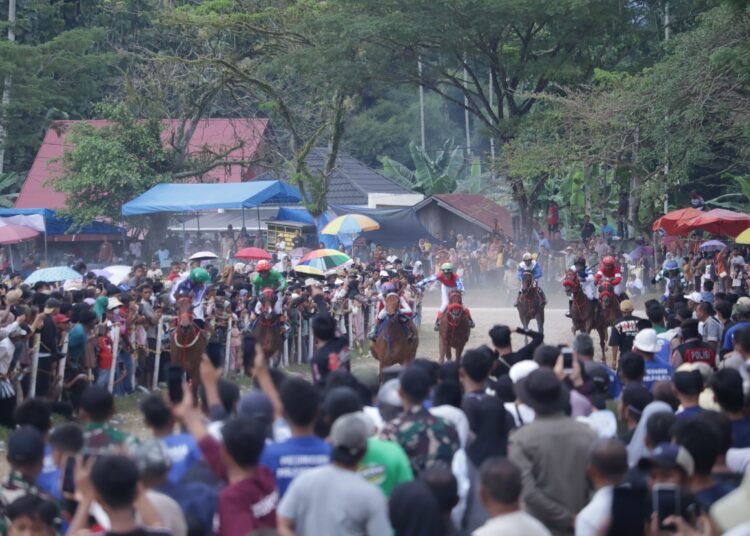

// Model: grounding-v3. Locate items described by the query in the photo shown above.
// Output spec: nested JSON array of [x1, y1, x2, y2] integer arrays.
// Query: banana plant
[[381, 139, 465, 195], [0, 172, 24, 208]]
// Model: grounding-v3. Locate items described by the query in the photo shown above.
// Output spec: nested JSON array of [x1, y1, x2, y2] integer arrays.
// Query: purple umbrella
[[699, 239, 726, 252], [629, 245, 654, 262]]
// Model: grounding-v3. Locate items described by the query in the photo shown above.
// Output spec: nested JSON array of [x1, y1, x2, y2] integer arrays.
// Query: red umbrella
[[652, 208, 703, 236], [0, 224, 39, 245], [685, 209, 750, 237], [234, 247, 271, 261]]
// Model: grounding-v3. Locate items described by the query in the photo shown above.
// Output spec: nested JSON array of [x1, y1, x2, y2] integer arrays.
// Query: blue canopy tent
[[121, 181, 301, 216]]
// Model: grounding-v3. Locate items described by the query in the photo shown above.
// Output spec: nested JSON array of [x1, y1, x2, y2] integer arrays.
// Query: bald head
[[589, 438, 628, 482]]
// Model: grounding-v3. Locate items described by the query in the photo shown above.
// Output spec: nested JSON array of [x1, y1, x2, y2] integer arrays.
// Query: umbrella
[[660, 236, 682, 247], [234, 247, 271, 261], [735, 227, 750, 245], [189, 251, 218, 261], [298, 249, 351, 271], [629, 245, 654, 263], [321, 214, 380, 235], [293, 265, 325, 277], [687, 209, 750, 237], [25, 266, 82, 285], [0, 224, 39, 245], [652, 208, 703, 236], [699, 239, 727, 252], [104, 265, 133, 285]]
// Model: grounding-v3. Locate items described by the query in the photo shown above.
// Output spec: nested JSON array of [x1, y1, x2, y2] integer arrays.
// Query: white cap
[[684, 291, 702, 303], [633, 328, 660, 353], [509, 361, 539, 384]]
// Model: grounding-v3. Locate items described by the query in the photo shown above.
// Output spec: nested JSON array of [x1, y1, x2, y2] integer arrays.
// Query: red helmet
[[602, 255, 615, 266], [256, 260, 271, 272]]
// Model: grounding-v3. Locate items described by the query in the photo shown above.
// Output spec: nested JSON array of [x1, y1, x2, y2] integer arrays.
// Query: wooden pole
[[223, 317, 233, 376], [129, 328, 136, 390], [296, 312, 303, 364], [29, 334, 40, 398], [283, 337, 289, 367], [108, 328, 119, 393], [152, 320, 164, 391], [56, 333, 69, 401]]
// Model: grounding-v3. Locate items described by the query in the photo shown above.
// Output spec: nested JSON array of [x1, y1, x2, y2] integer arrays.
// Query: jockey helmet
[[441, 263, 453, 273], [189, 267, 210, 284], [381, 282, 397, 295], [665, 260, 679, 271], [602, 255, 615, 266], [574, 256, 586, 267], [522, 252, 533, 262], [256, 260, 271, 272]]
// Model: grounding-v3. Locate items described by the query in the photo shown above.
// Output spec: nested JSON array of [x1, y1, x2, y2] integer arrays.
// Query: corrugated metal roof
[[16, 118, 269, 210], [423, 194, 513, 233], [306, 147, 413, 206]]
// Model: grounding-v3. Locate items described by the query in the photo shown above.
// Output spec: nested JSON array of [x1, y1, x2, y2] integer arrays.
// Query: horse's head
[[522, 271, 533, 290], [562, 269, 579, 296], [448, 289, 463, 306], [176, 297, 193, 328], [598, 282, 616, 308], [385, 292, 400, 315]]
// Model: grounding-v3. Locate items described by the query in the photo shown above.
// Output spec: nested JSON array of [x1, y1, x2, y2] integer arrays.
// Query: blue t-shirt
[[260, 435, 331, 495], [161, 433, 203, 484], [643, 358, 673, 392], [731, 417, 750, 448], [695, 481, 735, 509], [676, 406, 704, 420], [37, 445, 61, 500], [722, 321, 750, 351]]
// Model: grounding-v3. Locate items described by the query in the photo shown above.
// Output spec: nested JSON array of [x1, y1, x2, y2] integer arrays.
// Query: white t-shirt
[[430, 405, 470, 447], [472, 511, 551, 536], [575, 486, 612, 536]]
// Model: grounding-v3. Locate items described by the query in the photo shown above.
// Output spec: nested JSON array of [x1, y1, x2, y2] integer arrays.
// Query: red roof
[[431, 193, 513, 234], [15, 118, 269, 210]]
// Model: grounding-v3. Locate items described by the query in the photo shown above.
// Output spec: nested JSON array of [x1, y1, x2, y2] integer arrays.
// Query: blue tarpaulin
[[274, 208, 340, 249], [0, 208, 125, 236], [122, 181, 301, 216]]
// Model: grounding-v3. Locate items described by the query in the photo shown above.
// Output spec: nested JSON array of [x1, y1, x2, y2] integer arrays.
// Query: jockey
[[593, 255, 622, 292], [368, 282, 413, 340], [417, 262, 475, 332], [655, 259, 684, 304], [565, 256, 595, 317], [252, 259, 287, 316], [515, 253, 546, 306], [170, 267, 211, 322]]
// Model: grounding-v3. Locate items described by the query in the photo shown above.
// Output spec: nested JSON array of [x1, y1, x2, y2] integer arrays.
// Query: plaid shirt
[[83, 421, 138, 456]]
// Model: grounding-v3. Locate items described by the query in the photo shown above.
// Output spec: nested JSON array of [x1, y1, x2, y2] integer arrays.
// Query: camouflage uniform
[[0, 471, 61, 536], [83, 421, 139, 456], [380, 406, 459, 476]]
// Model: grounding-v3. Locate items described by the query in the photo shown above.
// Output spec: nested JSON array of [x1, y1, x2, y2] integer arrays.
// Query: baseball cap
[[620, 300, 634, 313], [674, 369, 704, 395], [107, 297, 123, 310], [684, 291, 702, 303], [637, 442, 694, 476], [52, 313, 70, 324], [330, 412, 369, 456], [8, 426, 45, 465], [43, 298, 61, 315], [131, 439, 172, 475], [237, 391, 274, 425], [509, 360, 539, 384], [734, 296, 750, 315], [377, 378, 402, 408]]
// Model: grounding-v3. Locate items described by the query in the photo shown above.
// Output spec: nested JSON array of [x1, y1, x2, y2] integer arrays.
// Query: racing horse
[[370, 292, 419, 380], [562, 269, 607, 358], [664, 276, 685, 312], [252, 289, 284, 367], [170, 297, 207, 402], [598, 280, 621, 326], [516, 271, 545, 333], [438, 290, 471, 363]]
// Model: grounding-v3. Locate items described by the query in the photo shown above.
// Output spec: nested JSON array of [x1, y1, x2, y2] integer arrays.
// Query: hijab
[[626, 400, 674, 467], [94, 295, 108, 321], [389, 481, 445, 536]]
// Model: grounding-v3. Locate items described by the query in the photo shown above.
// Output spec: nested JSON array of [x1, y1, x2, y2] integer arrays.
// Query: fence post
[[29, 334, 40, 398], [129, 329, 136, 390], [56, 333, 69, 401], [283, 337, 289, 368], [223, 317, 233, 376], [108, 328, 120, 393], [348, 311, 353, 348], [296, 313, 303, 364], [152, 320, 164, 391], [308, 326, 314, 358]]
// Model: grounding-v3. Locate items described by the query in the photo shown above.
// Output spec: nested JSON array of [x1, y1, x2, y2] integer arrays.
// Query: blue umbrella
[[24, 266, 83, 285], [699, 239, 726, 252]]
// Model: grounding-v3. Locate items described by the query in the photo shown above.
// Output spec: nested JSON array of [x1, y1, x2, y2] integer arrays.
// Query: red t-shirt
[[97, 336, 113, 370]]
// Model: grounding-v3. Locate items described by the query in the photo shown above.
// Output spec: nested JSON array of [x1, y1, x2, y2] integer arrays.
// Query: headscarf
[[94, 295, 108, 322], [627, 400, 674, 467], [464, 395, 510, 467], [389, 481, 445, 536]]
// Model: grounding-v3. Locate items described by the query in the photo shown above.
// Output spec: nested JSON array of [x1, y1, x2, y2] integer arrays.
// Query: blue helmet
[[665, 260, 679, 271]]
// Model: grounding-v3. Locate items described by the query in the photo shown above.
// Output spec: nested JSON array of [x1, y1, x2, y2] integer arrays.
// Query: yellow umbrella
[[321, 214, 380, 235], [736, 227, 750, 244]]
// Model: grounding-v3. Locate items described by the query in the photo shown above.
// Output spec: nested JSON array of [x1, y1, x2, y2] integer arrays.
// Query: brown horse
[[562, 269, 607, 358], [252, 289, 284, 367], [170, 298, 207, 402], [598, 280, 621, 326], [438, 290, 471, 363], [370, 293, 419, 380], [516, 271, 545, 333]]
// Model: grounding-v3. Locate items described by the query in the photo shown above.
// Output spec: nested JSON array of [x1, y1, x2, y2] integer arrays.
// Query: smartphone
[[167, 366, 184, 404], [607, 485, 648, 536], [61, 456, 76, 495], [206, 341, 223, 368], [562, 347, 574, 372], [653, 483, 681, 532]]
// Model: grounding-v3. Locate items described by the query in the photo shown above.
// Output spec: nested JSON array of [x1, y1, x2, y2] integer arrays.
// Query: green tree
[[381, 139, 465, 195]]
